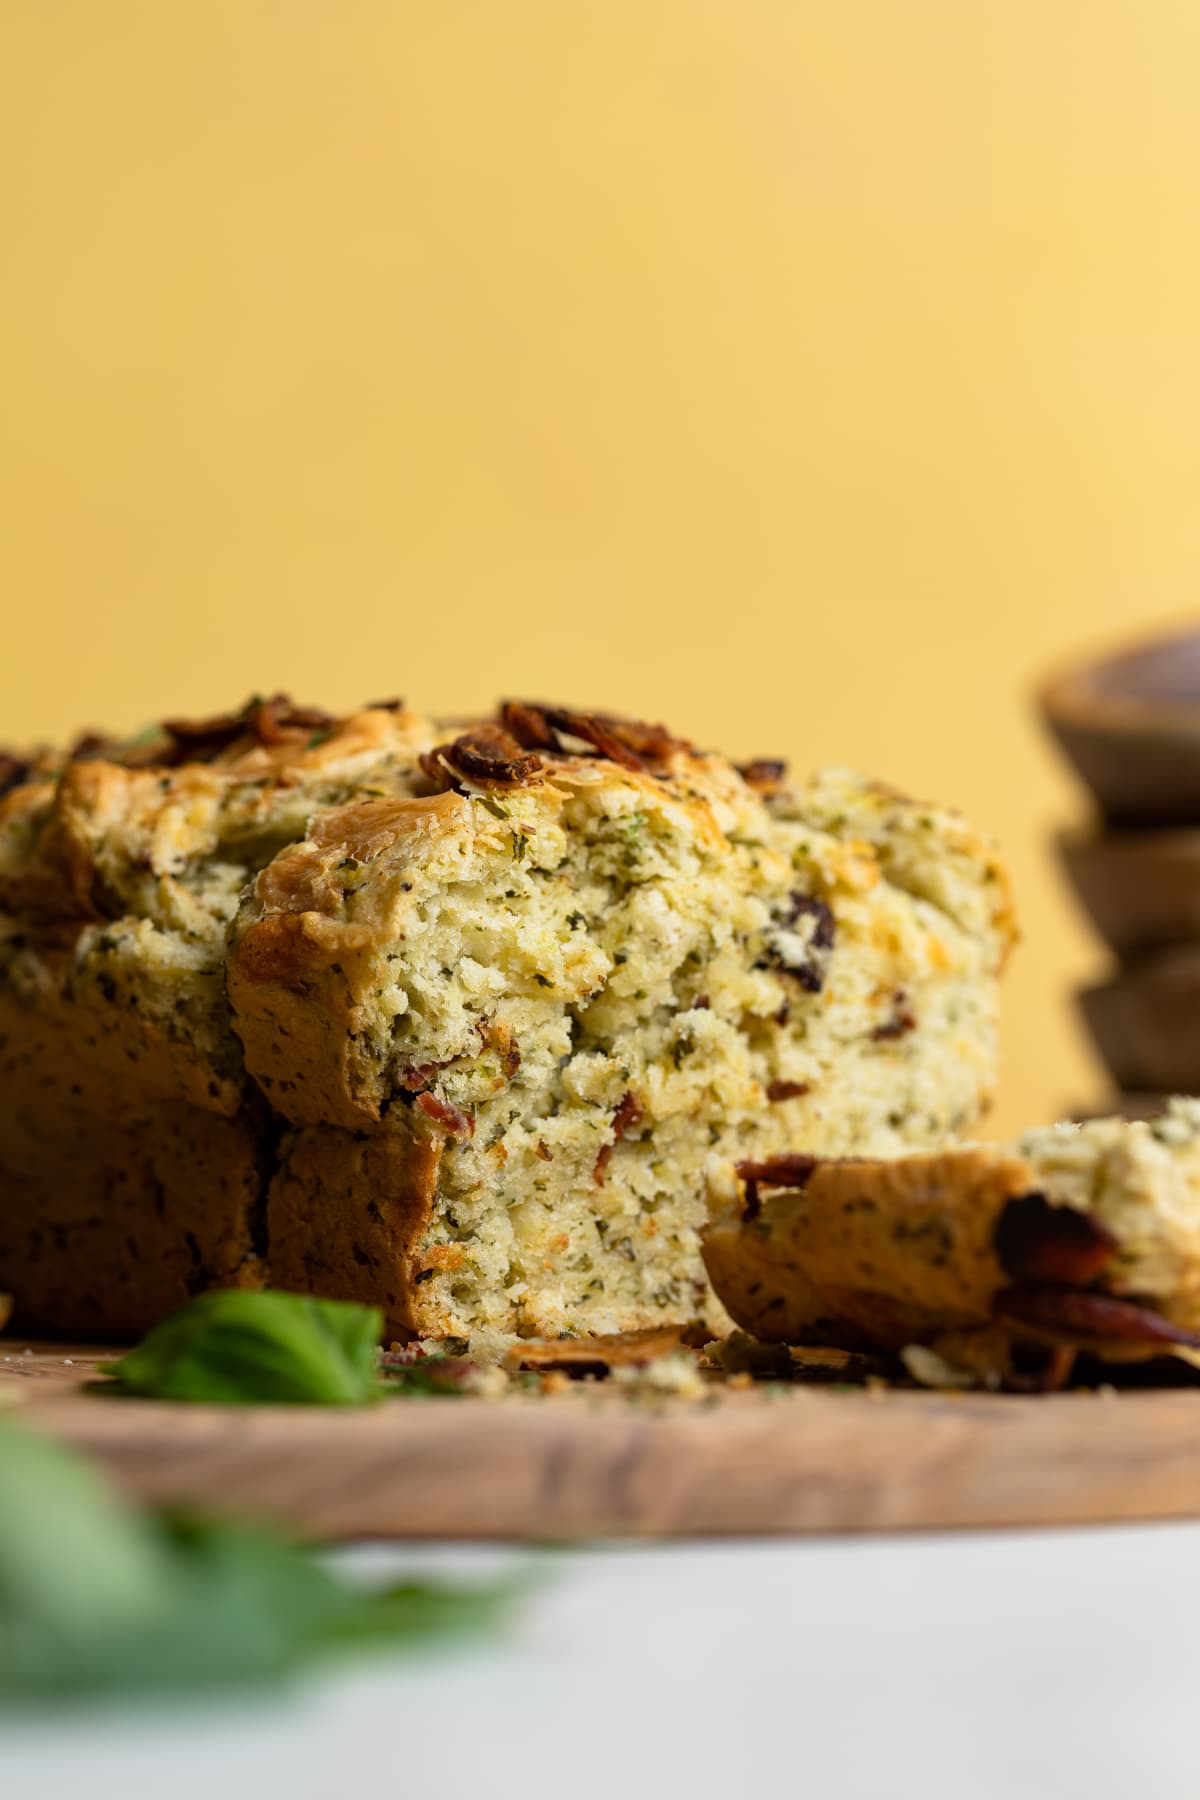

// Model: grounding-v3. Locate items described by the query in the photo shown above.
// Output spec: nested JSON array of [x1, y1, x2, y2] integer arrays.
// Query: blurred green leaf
[[0, 1421, 513, 1702], [98, 1290, 384, 1406]]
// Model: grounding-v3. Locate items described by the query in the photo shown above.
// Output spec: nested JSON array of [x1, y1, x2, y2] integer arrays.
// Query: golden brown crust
[[0, 951, 242, 1116], [0, 987, 265, 1338], [266, 1125, 444, 1340], [0, 1107, 265, 1340], [703, 1148, 1036, 1348]]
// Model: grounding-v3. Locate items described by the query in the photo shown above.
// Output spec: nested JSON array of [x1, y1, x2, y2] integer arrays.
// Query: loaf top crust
[[1, 697, 1016, 1133]]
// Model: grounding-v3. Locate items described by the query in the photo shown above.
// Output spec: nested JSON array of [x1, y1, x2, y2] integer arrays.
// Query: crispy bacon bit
[[738, 758, 789, 791], [594, 1090, 644, 1185], [398, 1022, 497, 1095], [994, 1285, 1200, 1349], [55, 728, 171, 770], [420, 727, 543, 791], [872, 993, 918, 1042], [364, 697, 405, 712], [252, 695, 336, 746], [535, 1139, 553, 1162], [508, 1327, 687, 1378], [414, 1090, 475, 1140], [766, 892, 837, 993], [161, 699, 263, 754], [68, 729, 172, 769], [735, 1153, 821, 1188], [994, 1194, 1118, 1288], [767, 1080, 811, 1101], [398, 1061, 448, 1093], [500, 702, 689, 771], [68, 731, 117, 761], [591, 712, 687, 761], [155, 694, 336, 763], [735, 1151, 821, 1221], [498, 701, 558, 752], [533, 708, 642, 770]]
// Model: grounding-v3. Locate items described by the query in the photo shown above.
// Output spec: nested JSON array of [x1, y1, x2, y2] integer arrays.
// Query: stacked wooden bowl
[[1043, 626, 1200, 1100]]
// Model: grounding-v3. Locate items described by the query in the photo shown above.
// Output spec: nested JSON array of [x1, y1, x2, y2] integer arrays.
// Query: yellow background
[[3, 2, 1199, 1134]]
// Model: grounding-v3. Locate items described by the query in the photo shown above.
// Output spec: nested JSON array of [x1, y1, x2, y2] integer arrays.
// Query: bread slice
[[702, 1098, 1200, 1385], [0, 697, 1015, 1345]]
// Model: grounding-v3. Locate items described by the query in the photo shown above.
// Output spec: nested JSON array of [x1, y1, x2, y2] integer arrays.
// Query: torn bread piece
[[702, 1098, 1200, 1388]]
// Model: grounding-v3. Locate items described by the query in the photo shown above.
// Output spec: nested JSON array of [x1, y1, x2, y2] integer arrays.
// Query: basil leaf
[[99, 1290, 384, 1405], [0, 1422, 513, 1702], [0, 1423, 177, 1680]]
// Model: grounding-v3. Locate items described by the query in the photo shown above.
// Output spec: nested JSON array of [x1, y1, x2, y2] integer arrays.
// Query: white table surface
[[4, 1525, 1196, 1800]]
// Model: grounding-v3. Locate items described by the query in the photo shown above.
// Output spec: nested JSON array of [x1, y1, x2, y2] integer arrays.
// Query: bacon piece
[[508, 1327, 687, 1377], [735, 1153, 820, 1188], [738, 758, 789, 791], [539, 708, 644, 770], [159, 694, 335, 761], [590, 712, 688, 761], [766, 1080, 811, 1101], [414, 1090, 475, 1140], [994, 1285, 1200, 1349], [69, 729, 175, 769], [594, 1091, 644, 1185], [994, 1193, 1118, 1287], [498, 702, 558, 752], [734, 1151, 820, 1221], [252, 695, 335, 746], [420, 727, 543, 791], [397, 1061, 450, 1093], [68, 731, 119, 761], [872, 993, 918, 1041], [500, 702, 689, 770], [160, 701, 263, 756]]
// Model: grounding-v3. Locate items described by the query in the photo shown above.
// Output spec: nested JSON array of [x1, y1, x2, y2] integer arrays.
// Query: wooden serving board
[[8, 1345, 1200, 1539]]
